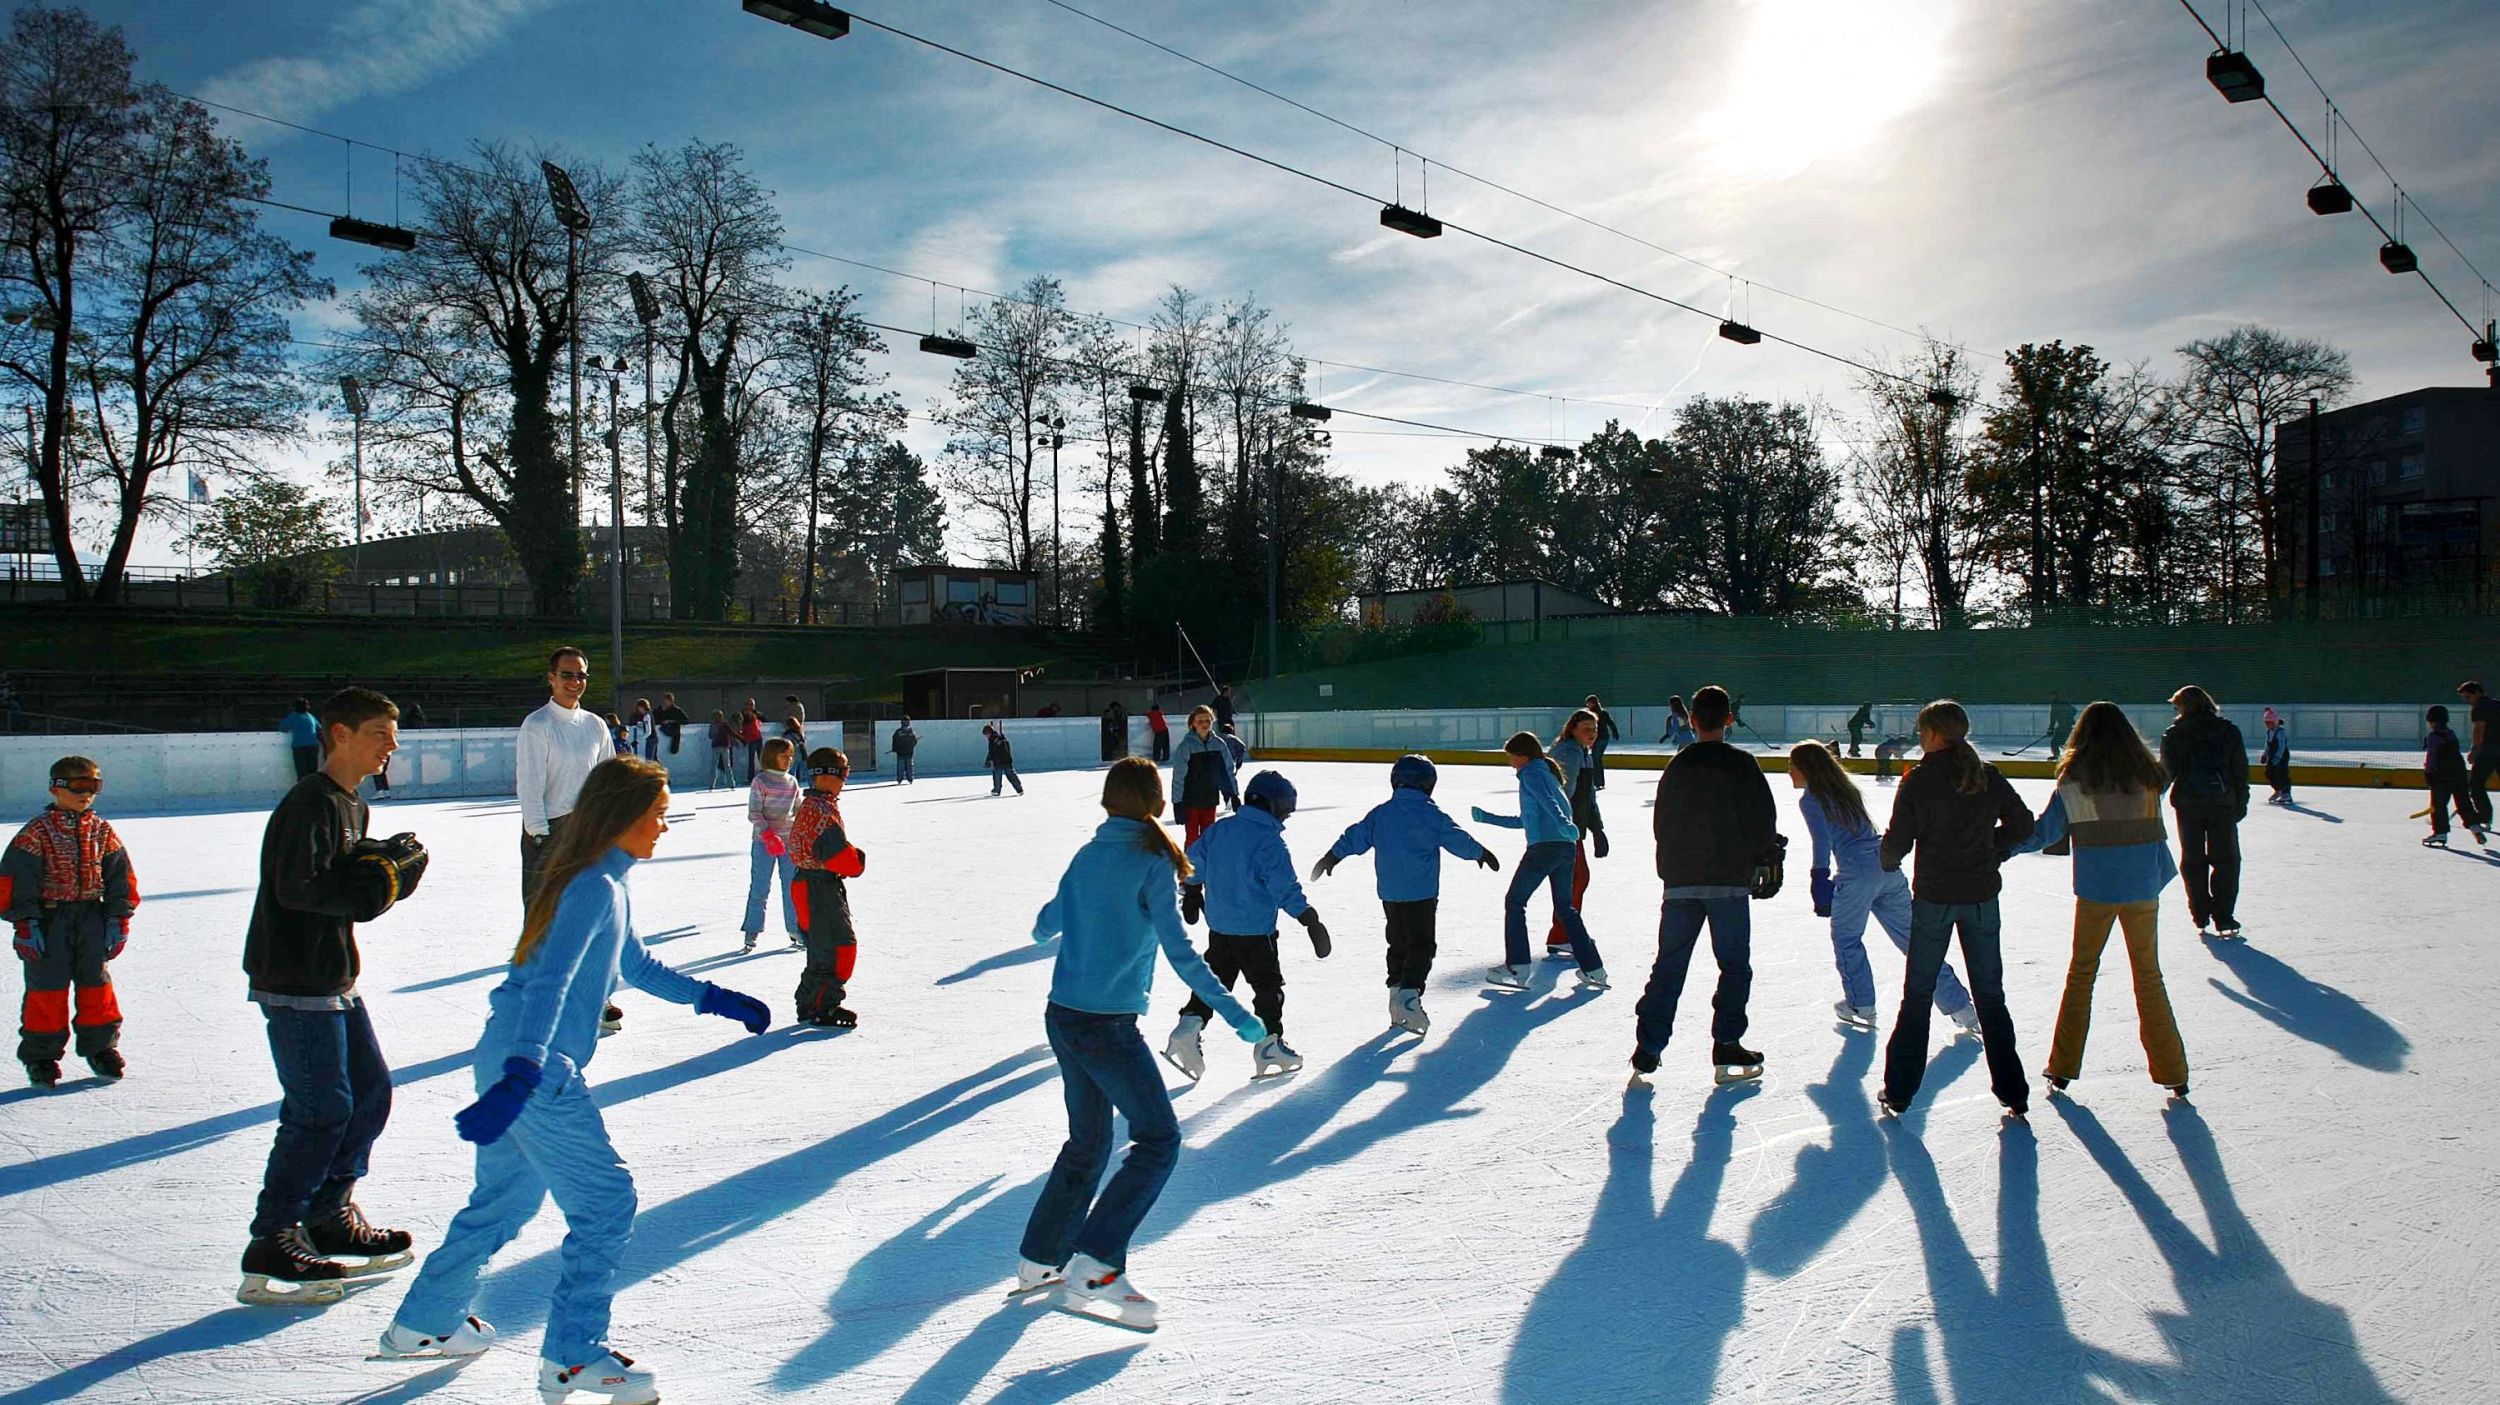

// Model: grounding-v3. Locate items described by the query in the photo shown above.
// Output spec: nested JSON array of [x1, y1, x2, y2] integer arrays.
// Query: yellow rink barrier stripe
[[1249, 747, 2433, 791]]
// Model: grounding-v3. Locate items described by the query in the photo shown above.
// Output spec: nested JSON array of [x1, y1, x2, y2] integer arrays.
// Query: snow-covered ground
[[0, 760, 2489, 1404]]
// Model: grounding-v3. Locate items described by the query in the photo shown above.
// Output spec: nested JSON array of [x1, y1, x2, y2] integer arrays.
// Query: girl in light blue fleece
[[1471, 731, 1605, 990], [1786, 740, 1977, 1035], [1015, 757, 1265, 1332], [383, 758, 770, 1401]]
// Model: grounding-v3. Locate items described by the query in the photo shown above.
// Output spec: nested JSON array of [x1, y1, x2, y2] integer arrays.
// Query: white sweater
[[518, 699, 615, 836]]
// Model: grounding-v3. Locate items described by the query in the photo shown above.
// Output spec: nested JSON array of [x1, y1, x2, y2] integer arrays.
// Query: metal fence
[[0, 571, 908, 626]]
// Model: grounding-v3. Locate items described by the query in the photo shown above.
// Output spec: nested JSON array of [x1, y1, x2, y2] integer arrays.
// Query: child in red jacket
[[6, 755, 141, 1088], [791, 748, 868, 1027]]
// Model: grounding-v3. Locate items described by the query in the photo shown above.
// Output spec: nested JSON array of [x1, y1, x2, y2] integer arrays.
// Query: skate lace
[[326, 1203, 385, 1246], [277, 1225, 330, 1268]]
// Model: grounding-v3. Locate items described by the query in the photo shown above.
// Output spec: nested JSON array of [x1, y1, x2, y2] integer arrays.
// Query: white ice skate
[[1009, 1257, 1065, 1300], [1252, 1035, 1304, 1078], [1575, 966, 1611, 992], [2423, 833, 2449, 848], [539, 1350, 658, 1405], [1485, 963, 1531, 990], [2214, 922, 2245, 941], [1948, 1006, 1981, 1038], [1057, 1252, 1158, 1332], [1161, 1016, 1205, 1082], [1833, 1000, 1877, 1030], [1389, 988, 1430, 1036], [375, 1315, 496, 1360]]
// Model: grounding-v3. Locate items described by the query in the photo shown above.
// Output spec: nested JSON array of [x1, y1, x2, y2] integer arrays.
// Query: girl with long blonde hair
[[383, 758, 771, 1401], [1016, 758, 1266, 1331], [1787, 740, 1978, 1035]]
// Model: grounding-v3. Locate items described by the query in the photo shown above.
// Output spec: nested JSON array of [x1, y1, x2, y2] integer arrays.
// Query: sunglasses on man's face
[[554, 670, 591, 682], [50, 776, 103, 795]]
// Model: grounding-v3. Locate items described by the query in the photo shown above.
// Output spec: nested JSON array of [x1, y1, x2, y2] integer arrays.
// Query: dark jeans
[[2174, 811, 2241, 928], [519, 814, 570, 907], [1151, 731, 1170, 762], [1590, 735, 1609, 790], [1382, 899, 1437, 990], [1179, 932, 1286, 1036], [1020, 1003, 1181, 1273], [2429, 775, 2469, 835], [2264, 757, 2292, 800], [291, 746, 320, 780], [1631, 894, 1751, 1056], [2469, 752, 2500, 831], [1882, 899, 2026, 1111], [992, 763, 1024, 796], [252, 1000, 393, 1237], [1504, 840, 1600, 971], [895, 751, 915, 783]]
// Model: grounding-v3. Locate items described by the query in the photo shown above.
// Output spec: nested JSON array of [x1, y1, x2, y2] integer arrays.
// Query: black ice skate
[[1711, 1042, 1764, 1086], [307, 1203, 415, 1276], [805, 1005, 858, 1029], [24, 1059, 59, 1088], [86, 1049, 125, 1080], [237, 1226, 350, 1305]]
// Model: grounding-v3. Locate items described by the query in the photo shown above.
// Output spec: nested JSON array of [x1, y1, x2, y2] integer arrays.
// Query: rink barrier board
[[1248, 747, 2435, 790]]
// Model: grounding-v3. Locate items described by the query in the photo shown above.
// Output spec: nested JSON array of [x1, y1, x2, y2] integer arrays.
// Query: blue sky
[[74, 0, 2500, 568]]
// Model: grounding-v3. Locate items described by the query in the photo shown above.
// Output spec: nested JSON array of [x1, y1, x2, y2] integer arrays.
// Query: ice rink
[[0, 758, 2490, 1404]]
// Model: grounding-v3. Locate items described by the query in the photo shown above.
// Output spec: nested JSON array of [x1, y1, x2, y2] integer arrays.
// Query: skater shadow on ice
[[0, 1048, 472, 1200], [2201, 940, 2409, 1072], [1882, 1112, 2160, 1401], [1889, 1325, 1942, 1405], [395, 962, 509, 994], [934, 941, 1055, 987], [1745, 1030, 1964, 1278], [0, 1288, 383, 1405], [779, 995, 1574, 1393], [1502, 1088, 1753, 1403], [2276, 801, 2341, 824], [469, 1049, 1058, 1343], [2053, 1100, 2401, 1404]]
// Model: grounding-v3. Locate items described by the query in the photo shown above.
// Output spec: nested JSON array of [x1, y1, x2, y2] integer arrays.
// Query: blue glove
[[454, 1057, 543, 1146], [1229, 1011, 1269, 1044], [107, 922, 127, 961], [698, 982, 771, 1034], [11, 922, 37, 962], [1810, 867, 1834, 917], [1469, 806, 1496, 825]]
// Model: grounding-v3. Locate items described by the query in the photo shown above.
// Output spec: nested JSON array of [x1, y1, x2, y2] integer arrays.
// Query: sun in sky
[[1696, 0, 1958, 181]]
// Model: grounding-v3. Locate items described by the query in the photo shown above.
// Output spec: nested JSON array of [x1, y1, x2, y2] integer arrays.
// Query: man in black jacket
[[1876, 705, 2035, 1116], [2159, 685, 2249, 938], [238, 686, 417, 1302], [1632, 686, 1784, 1082]]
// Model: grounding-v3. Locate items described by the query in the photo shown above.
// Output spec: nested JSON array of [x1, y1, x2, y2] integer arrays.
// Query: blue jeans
[[992, 764, 1023, 796], [1019, 1004, 1181, 1272], [1883, 899, 2027, 1110], [1632, 894, 1751, 1056], [1504, 840, 1600, 970], [1830, 869, 1971, 1015], [743, 839, 797, 936], [252, 1001, 393, 1237], [394, 1069, 636, 1368]]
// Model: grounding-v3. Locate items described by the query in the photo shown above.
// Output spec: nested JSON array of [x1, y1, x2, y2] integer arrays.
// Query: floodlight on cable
[[743, 0, 850, 40]]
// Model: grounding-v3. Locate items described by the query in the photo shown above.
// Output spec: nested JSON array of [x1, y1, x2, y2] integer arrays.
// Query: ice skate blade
[[1005, 1279, 1063, 1302], [1053, 1295, 1158, 1334], [1712, 1065, 1763, 1087], [333, 1251, 413, 1278], [1157, 1051, 1202, 1082], [237, 1273, 358, 1307]]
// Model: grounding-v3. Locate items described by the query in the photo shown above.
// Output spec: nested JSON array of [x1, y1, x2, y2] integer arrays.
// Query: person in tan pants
[[2011, 701, 2190, 1100]]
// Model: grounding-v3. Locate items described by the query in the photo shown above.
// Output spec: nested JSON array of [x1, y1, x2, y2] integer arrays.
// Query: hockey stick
[[2000, 729, 2054, 757]]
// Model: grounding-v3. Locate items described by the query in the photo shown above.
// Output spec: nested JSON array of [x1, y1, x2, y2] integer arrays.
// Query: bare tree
[[768, 287, 897, 622], [2174, 325, 2352, 612], [936, 275, 1072, 570], [1854, 341, 1985, 626], [1208, 296, 1293, 566]]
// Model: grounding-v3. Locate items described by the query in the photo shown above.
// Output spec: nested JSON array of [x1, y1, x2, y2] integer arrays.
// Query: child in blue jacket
[[382, 758, 770, 1399], [1165, 770, 1332, 1081], [1313, 754, 1499, 1036], [1018, 758, 1265, 1331], [1472, 731, 1606, 991]]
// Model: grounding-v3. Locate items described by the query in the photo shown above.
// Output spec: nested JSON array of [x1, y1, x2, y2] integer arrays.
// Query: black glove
[[1181, 885, 1204, 925], [1591, 829, 1609, 860], [1749, 836, 1787, 902], [1476, 849, 1502, 872], [1310, 853, 1340, 880], [1300, 907, 1332, 959], [341, 833, 429, 921]]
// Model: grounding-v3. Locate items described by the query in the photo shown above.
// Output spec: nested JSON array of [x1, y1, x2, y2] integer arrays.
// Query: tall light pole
[[541, 160, 592, 533], [590, 356, 628, 708], [1048, 414, 1066, 625], [627, 272, 661, 532], [338, 376, 366, 580]]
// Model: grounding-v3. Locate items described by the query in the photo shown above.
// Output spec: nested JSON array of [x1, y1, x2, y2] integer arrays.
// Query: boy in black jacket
[[1876, 699, 2035, 1119], [238, 686, 431, 1305], [1631, 686, 1785, 1086], [2158, 685, 2249, 938]]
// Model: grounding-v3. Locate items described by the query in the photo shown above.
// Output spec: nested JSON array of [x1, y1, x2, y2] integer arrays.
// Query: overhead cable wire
[[2175, 0, 2482, 339], [1032, 0, 1927, 343], [832, 6, 1922, 388]]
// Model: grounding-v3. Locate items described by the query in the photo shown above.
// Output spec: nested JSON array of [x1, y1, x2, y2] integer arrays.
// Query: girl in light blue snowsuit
[[1787, 741, 1978, 1033], [383, 757, 770, 1397]]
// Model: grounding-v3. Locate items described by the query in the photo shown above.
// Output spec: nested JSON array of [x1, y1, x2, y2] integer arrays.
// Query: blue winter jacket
[[1326, 789, 1488, 902], [2012, 785, 2179, 905], [481, 845, 706, 1090], [1799, 792, 1883, 877], [1169, 729, 1240, 812], [1476, 759, 1579, 846], [1033, 818, 1253, 1025], [1552, 737, 1591, 797], [1183, 806, 1312, 935], [280, 710, 321, 748]]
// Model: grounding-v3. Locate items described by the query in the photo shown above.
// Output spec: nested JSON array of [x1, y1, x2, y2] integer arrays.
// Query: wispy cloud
[[197, 0, 560, 126]]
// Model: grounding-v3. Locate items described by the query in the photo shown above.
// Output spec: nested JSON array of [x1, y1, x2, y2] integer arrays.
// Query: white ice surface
[[0, 763, 2490, 1404]]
